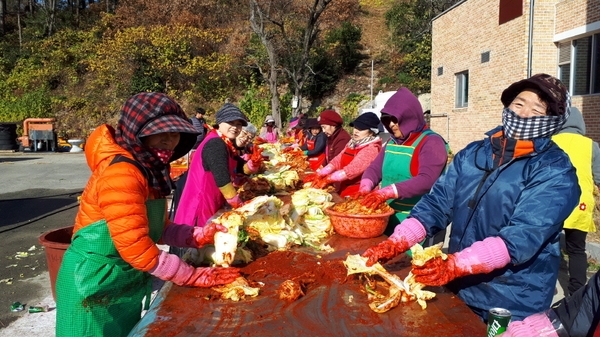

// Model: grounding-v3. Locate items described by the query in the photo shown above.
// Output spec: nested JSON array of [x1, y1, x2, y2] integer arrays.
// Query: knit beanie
[[318, 110, 343, 126], [215, 103, 248, 126], [501, 73, 569, 116]]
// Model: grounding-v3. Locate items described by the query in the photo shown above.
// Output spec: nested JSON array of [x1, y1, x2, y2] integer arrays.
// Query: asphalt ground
[[0, 152, 89, 333], [0, 150, 591, 336]]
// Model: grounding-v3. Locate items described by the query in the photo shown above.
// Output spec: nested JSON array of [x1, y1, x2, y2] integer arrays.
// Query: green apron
[[56, 198, 166, 337], [381, 130, 436, 237]]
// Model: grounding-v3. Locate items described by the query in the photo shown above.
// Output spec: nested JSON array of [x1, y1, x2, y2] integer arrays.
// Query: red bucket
[[38, 226, 73, 301]]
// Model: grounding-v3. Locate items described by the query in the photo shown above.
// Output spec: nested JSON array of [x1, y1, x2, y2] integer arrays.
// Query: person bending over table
[[56, 93, 240, 337], [312, 112, 382, 198], [357, 87, 448, 236], [175, 103, 259, 227]]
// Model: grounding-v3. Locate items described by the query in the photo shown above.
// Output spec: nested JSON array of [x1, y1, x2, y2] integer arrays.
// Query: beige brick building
[[430, 0, 600, 153]]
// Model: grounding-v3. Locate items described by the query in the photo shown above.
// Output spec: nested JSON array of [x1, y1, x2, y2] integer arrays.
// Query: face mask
[[148, 147, 175, 164], [502, 107, 569, 140]]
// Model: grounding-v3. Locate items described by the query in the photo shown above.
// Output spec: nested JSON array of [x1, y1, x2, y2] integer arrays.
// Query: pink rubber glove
[[162, 222, 227, 248], [226, 194, 243, 208], [149, 251, 241, 287], [362, 218, 427, 266], [412, 237, 511, 286], [246, 159, 260, 173], [316, 164, 335, 177], [361, 185, 397, 209], [358, 179, 375, 194], [329, 170, 347, 182], [499, 313, 559, 337]]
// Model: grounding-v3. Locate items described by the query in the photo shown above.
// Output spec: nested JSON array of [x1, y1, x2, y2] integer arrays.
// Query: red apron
[[337, 146, 361, 198], [306, 138, 326, 171]]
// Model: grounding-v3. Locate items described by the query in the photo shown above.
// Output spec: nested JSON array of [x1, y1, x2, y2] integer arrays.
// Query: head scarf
[[379, 88, 425, 142], [115, 92, 197, 197]]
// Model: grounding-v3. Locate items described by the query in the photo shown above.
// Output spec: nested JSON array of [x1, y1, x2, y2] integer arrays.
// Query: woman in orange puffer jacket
[[55, 93, 240, 337]]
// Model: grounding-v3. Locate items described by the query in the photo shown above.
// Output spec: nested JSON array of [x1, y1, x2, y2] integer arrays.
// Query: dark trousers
[[551, 269, 600, 337], [564, 228, 589, 295]]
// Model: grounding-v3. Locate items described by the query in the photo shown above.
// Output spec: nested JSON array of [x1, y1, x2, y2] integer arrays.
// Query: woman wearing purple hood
[[358, 87, 448, 235]]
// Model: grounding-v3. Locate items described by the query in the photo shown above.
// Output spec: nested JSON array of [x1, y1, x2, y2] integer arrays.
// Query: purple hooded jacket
[[361, 88, 448, 199]]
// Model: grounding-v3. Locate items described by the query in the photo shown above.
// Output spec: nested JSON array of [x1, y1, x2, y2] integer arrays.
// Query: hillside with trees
[[0, 0, 459, 139]]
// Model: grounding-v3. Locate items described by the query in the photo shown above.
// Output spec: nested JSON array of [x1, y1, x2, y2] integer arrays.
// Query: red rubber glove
[[149, 251, 241, 287], [412, 237, 511, 286], [226, 194, 243, 208], [192, 222, 228, 247], [187, 266, 242, 287], [303, 173, 318, 184], [362, 239, 410, 267], [362, 218, 428, 266], [360, 185, 397, 209], [412, 254, 462, 286], [162, 222, 227, 248], [313, 175, 333, 189], [348, 190, 368, 199]]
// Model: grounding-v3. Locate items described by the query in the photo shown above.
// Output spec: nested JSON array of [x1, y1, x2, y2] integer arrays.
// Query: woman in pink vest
[[313, 112, 382, 197], [175, 103, 258, 227]]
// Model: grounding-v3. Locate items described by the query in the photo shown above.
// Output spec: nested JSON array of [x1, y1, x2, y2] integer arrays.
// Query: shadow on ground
[[0, 189, 81, 230]]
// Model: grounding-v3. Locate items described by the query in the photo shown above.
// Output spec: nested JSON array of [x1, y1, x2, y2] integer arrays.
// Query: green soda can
[[487, 308, 512, 336], [10, 302, 24, 312], [28, 306, 48, 313]]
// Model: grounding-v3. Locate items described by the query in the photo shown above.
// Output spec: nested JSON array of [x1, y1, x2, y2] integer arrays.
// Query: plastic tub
[[38, 226, 73, 301], [325, 208, 394, 239]]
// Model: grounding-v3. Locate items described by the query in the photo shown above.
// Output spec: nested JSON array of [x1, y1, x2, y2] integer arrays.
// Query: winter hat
[[306, 118, 321, 129], [501, 73, 569, 116], [243, 122, 257, 136], [195, 107, 206, 116], [264, 115, 276, 124], [289, 117, 299, 129], [318, 110, 343, 126], [215, 103, 248, 126], [350, 112, 380, 134]]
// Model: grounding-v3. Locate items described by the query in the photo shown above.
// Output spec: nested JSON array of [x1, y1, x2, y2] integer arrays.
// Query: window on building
[[499, 0, 522, 25], [455, 71, 469, 108], [558, 33, 600, 95]]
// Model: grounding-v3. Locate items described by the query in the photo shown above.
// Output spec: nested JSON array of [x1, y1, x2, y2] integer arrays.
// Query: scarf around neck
[[502, 107, 569, 140], [347, 135, 377, 149]]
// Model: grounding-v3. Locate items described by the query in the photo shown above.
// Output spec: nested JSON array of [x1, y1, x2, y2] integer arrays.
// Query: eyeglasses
[[380, 114, 398, 125]]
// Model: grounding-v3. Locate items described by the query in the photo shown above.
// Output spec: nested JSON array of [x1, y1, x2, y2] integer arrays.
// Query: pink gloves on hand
[[246, 159, 260, 173], [360, 185, 397, 209], [226, 194, 243, 208], [358, 179, 375, 194], [149, 251, 241, 287], [162, 222, 227, 248], [316, 164, 335, 177], [362, 218, 427, 266], [500, 313, 559, 337], [314, 170, 348, 189], [412, 237, 511, 286], [329, 170, 347, 182]]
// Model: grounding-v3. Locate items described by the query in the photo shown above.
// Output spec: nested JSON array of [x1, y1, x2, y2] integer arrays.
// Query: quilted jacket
[[73, 124, 163, 272], [411, 126, 580, 321]]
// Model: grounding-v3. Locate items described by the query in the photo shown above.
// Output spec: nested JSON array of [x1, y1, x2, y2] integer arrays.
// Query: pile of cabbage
[[184, 188, 335, 267]]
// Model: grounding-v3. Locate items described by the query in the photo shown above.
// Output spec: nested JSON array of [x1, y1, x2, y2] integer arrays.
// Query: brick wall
[[431, 0, 600, 153]]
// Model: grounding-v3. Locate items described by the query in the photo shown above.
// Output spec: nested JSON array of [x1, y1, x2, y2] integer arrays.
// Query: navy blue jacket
[[411, 126, 580, 321]]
